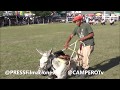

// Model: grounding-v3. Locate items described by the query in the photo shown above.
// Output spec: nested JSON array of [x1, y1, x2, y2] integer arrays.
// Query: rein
[[62, 40, 85, 59], [62, 40, 86, 66]]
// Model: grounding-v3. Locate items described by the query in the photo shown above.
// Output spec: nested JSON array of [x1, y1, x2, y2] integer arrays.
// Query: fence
[[0, 15, 66, 27]]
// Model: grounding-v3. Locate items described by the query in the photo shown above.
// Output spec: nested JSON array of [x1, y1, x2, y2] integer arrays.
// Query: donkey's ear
[[48, 48, 53, 54], [36, 48, 43, 55]]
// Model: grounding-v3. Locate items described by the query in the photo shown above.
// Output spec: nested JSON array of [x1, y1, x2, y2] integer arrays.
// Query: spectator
[[101, 19, 106, 25], [94, 19, 98, 25], [89, 19, 94, 25], [109, 18, 114, 25], [85, 17, 89, 23]]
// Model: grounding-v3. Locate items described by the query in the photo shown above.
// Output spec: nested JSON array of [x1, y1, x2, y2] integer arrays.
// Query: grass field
[[0, 22, 120, 79]]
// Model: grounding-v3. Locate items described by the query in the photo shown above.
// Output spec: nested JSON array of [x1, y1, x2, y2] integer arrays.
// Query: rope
[[62, 40, 86, 66]]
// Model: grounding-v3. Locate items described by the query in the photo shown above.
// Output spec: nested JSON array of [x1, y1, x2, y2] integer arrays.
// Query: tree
[[31, 11, 52, 17], [31, 11, 53, 24], [0, 11, 4, 16], [56, 11, 62, 14]]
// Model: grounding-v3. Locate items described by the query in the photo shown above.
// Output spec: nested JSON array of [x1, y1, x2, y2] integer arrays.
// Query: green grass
[[0, 22, 120, 79]]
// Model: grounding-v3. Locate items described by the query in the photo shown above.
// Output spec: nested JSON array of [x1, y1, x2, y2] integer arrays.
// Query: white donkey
[[36, 48, 77, 79]]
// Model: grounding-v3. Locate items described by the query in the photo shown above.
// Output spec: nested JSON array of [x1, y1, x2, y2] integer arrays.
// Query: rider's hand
[[64, 43, 69, 49], [79, 37, 85, 42]]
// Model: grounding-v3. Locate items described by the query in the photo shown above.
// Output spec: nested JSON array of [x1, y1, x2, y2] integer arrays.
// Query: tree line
[[0, 11, 63, 17]]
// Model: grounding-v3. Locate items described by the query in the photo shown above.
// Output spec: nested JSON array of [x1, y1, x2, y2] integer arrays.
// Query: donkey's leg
[[55, 63, 68, 79]]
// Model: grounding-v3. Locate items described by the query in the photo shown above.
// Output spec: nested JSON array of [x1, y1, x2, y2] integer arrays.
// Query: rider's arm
[[64, 34, 74, 49], [79, 32, 94, 41], [64, 26, 78, 49]]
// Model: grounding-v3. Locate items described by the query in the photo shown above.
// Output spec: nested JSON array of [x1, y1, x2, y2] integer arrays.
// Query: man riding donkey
[[64, 14, 95, 76]]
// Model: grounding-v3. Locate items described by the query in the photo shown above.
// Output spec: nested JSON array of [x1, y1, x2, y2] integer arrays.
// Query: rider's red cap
[[73, 15, 83, 22]]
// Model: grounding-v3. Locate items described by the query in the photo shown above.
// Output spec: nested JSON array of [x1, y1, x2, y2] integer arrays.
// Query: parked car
[[66, 17, 74, 23]]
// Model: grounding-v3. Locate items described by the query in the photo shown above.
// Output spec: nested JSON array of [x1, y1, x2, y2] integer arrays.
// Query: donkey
[[36, 48, 77, 79]]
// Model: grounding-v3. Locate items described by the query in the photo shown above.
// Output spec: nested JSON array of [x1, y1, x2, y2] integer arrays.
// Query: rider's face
[[75, 20, 81, 26]]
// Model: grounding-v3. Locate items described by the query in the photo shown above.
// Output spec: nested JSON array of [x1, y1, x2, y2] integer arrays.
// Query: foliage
[[31, 11, 52, 17], [0, 11, 4, 16]]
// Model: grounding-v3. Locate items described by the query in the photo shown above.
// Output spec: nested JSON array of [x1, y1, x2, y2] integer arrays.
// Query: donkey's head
[[36, 48, 53, 70]]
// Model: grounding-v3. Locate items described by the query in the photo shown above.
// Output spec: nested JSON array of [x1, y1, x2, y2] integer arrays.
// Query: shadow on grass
[[110, 24, 118, 26], [87, 56, 120, 78], [91, 56, 120, 71]]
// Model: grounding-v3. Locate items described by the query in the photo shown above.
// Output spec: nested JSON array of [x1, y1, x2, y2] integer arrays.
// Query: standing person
[[109, 18, 114, 25], [101, 19, 106, 25], [64, 15, 95, 70], [94, 18, 98, 25], [85, 16, 89, 23]]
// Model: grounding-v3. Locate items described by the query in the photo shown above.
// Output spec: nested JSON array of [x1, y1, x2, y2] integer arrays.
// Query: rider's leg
[[82, 45, 94, 70]]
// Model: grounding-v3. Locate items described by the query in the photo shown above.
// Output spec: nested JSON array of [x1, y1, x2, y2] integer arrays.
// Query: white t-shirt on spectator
[[101, 19, 105, 23], [110, 19, 114, 23]]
